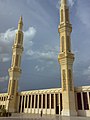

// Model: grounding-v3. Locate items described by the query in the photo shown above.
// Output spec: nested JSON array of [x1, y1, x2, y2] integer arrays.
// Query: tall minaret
[[6, 17, 24, 112], [58, 0, 77, 116]]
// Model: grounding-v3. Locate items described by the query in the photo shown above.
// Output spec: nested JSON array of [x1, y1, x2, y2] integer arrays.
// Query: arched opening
[[61, 9, 63, 22], [62, 36, 64, 52]]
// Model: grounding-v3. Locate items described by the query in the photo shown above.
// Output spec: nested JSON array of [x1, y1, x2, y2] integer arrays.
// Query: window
[[60, 94, 62, 111], [12, 80, 15, 95], [39, 95, 41, 108], [15, 55, 19, 66], [62, 36, 64, 52], [83, 92, 89, 110], [65, 9, 69, 22], [77, 93, 82, 110], [19, 96, 22, 112], [61, 9, 63, 22], [22, 96, 25, 112], [68, 69, 72, 91], [35, 95, 38, 108], [25, 95, 28, 108], [32, 95, 34, 108], [47, 94, 50, 109], [62, 70, 66, 91], [51, 94, 54, 109], [8, 80, 11, 94], [43, 94, 45, 108], [67, 36, 71, 52], [28, 95, 31, 108], [18, 33, 21, 44]]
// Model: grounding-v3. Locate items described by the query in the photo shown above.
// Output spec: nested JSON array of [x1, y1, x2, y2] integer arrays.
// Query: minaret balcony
[[8, 67, 22, 73], [58, 52, 74, 61], [58, 23, 72, 33], [12, 44, 24, 50]]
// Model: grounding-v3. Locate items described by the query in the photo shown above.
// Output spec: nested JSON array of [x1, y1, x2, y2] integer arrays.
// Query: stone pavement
[[0, 114, 90, 120]]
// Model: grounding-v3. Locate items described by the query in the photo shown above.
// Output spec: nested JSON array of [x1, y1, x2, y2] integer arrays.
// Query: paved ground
[[0, 114, 90, 120]]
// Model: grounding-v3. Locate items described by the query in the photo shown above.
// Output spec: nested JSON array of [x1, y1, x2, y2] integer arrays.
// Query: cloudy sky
[[0, 0, 90, 93]]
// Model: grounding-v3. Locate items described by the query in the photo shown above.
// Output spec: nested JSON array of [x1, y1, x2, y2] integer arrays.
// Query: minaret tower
[[58, 0, 77, 116], [6, 17, 24, 112]]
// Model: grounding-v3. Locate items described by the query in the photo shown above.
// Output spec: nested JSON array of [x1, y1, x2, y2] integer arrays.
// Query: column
[[50, 94, 51, 114], [34, 95, 36, 113], [30, 95, 32, 113], [27, 94, 29, 113], [81, 92, 84, 110], [21, 95, 23, 113], [45, 94, 47, 114], [75, 92, 78, 111], [54, 93, 56, 114], [38, 94, 39, 114], [41, 94, 43, 111], [24, 95, 26, 113]]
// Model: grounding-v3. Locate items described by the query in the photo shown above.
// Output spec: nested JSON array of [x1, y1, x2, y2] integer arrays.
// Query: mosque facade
[[0, 0, 90, 117]]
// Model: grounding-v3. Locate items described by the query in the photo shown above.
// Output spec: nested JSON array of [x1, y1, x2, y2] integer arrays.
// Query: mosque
[[0, 0, 90, 117]]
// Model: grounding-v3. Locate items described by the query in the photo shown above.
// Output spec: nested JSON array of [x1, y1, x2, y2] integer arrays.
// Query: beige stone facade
[[0, 87, 90, 116], [58, 0, 77, 116], [0, 0, 90, 117]]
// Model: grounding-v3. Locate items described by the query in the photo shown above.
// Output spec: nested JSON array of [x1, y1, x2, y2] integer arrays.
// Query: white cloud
[[24, 27, 36, 43], [0, 27, 36, 63], [26, 45, 59, 62], [35, 65, 44, 72], [68, 0, 75, 7], [0, 76, 9, 82]]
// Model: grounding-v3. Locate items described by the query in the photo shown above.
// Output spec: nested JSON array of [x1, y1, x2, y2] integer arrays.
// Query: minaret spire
[[18, 16, 23, 31], [61, 0, 67, 5], [58, 0, 77, 116], [6, 17, 24, 113]]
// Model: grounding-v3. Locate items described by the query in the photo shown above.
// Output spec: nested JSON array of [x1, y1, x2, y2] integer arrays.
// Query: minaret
[[58, 0, 77, 116], [6, 16, 24, 112]]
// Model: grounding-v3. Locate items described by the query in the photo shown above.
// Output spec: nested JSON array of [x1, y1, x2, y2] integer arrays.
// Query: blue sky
[[0, 0, 90, 92]]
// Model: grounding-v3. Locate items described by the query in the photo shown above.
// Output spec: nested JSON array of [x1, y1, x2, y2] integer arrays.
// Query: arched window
[[68, 69, 72, 91], [62, 69, 66, 91], [15, 55, 19, 66], [67, 36, 71, 52], [62, 36, 64, 52], [61, 9, 63, 22], [18, 33, 21, 44], [65, 9, 69, 22]]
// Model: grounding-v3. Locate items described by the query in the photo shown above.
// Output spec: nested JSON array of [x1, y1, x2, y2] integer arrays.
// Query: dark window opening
[[43, 94, 45, 108], [32, 95, 34, 108], [83, 92, 89, 110], [60, 94, 62, 111], [77, 93, 82, 110], [61, 9, 63, 22], [47, 94, 50, 109], [35, 95, 38, 108], [39, 95, 41, 108], [25, 95, 28, 108], [28, 95, 31, 108], [51, 94, 54, 109], [19, 96, 22, 113]]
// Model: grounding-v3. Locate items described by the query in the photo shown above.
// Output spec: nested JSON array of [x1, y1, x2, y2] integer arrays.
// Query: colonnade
[[77, 92, 90, 110], [18, 89, 62, 115], [0, 93, 8, 108]]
